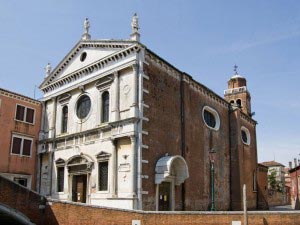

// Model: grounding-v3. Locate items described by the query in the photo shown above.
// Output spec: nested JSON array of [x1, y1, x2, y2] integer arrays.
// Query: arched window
[[102, 91, 109, 123], [61, 106, 68, 133], [236, 99, 242, 108], [230, 100, 235, 104]]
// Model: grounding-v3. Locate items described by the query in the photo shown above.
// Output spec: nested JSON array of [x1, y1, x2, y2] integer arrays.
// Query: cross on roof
[[234, 64, 238, 75]]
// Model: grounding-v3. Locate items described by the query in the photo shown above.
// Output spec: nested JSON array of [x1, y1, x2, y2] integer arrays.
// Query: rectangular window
[[12, 137, 22, 154], [14, 177, 28, 187], [22, 139, 32, 156], [26, 108, 34, 123], [16, 105, 25, 121], [99, 161, 108, 191], [57, 167, 65, 192], [15, 104, 35, 124], [11, 135, 33, 157]]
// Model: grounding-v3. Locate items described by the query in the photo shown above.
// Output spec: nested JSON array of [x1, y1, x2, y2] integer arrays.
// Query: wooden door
[[72, 175, 87, 203], [158, 182, 171, 211]]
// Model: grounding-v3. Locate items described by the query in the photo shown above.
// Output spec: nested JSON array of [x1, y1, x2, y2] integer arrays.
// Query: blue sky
[[0, 0, 299, 166]]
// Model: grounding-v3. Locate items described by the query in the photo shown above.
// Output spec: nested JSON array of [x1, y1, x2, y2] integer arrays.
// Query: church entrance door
[[72, 175, 87, 203], [158, 182, 171, 211]]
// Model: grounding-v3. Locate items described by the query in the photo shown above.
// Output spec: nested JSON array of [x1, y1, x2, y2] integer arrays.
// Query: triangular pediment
[[95, 151, 111, 159], [40, 40, 138, 91]]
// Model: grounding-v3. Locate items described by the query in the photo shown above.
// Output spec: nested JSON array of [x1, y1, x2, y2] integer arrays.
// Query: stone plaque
[[232, 221, 241, 225], [118, 163, 130, 172], [132, 220, 140, 225]]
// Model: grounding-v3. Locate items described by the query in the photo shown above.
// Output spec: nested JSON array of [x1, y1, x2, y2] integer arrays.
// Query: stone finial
[[130, 13, 140, 41], [82, 18, 91, 40], [45, 63, 51, 77]]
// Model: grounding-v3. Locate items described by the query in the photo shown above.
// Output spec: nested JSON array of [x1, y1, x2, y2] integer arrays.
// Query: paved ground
[[269, 205, 294, 211]]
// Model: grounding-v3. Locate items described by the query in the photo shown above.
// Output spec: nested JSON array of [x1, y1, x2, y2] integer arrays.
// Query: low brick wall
[[1, 175, 300, 225], [45, 200, 300, 225]]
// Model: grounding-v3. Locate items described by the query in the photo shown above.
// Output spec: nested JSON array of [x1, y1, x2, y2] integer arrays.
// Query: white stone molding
[[111, 71, 120, 121], [141, 144, 148, 149], [41, 44, 141, 94], [141, 130, 148, 135], [142, 103, 149, 108], [130, 135, 137, 197]]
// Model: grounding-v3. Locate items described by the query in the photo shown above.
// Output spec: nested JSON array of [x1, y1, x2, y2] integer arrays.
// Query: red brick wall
[[257, 164, 269, 209], [0, 175, 45, 225], [0, 90, 41, 190], [229, 110, 258, 210], [142, 55, 258, 211], [142, 61, 182, 210], [1, 175, 300, 225], [143, 59, 231, 211]]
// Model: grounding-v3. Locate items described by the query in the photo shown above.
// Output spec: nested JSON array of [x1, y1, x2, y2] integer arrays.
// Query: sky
[[0, 0, 299, 166]]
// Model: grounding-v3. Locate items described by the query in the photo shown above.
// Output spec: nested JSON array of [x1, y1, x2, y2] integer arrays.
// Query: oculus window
[[76, 95, 91, 119], [202, 106, 220, 131], [241, 126, 251, 145], [80, 52, 87, 62]]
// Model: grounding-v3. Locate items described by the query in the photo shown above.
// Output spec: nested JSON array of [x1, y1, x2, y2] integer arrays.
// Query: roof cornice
[[0, 87, 41, 105]]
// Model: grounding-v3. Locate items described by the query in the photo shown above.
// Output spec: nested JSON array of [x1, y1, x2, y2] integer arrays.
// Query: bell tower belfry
[[224, 65, 252, 116]]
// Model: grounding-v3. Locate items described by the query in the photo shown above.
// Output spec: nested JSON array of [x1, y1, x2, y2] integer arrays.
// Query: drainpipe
[[180, 73, 186, 210], [38, 101, 46, 193]]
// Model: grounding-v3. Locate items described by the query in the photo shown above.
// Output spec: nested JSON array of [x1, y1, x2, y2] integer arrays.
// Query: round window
[[76, 95, 91, 119], [202, 106, 220, 130], [241, 126, 251, 145], [80, 52, 87, 62], [241, 130, 248, 143]]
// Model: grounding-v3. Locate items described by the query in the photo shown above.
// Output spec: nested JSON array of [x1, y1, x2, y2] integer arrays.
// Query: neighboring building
[[286, 159, 300, 208], [261, 160, 287, 206], [288, 165, 300, 209], [257, 163, 269, 209], [0, 88, 41, 190], [37, 16, 258, 211]]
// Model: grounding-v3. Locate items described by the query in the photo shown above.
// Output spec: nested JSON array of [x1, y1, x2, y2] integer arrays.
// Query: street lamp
[[209, 148, 217, 211]]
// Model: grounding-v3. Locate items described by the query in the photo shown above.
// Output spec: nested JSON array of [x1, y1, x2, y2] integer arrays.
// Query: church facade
[[38, 15, 258, 211]]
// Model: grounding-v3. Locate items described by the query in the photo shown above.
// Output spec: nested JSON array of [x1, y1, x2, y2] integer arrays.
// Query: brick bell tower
[[224, 65, 252, 116]]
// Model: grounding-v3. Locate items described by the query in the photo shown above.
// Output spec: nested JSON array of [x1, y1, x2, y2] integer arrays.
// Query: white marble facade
[[38, 18, 145, 209]]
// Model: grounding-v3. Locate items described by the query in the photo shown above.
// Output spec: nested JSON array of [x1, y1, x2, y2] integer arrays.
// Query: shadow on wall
[[257, 186, 269, 210], [294, 197, 300, 210], [0, 175, 58, 225]]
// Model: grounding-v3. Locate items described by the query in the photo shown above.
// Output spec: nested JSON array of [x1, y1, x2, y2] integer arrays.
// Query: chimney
[[289, 161, 292, 169], [294, 158, 297, 168]]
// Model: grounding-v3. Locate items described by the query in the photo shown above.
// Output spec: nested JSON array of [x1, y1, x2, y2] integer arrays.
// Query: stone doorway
[[72, 174, 87, 203], [158, 182, 171, 211]]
